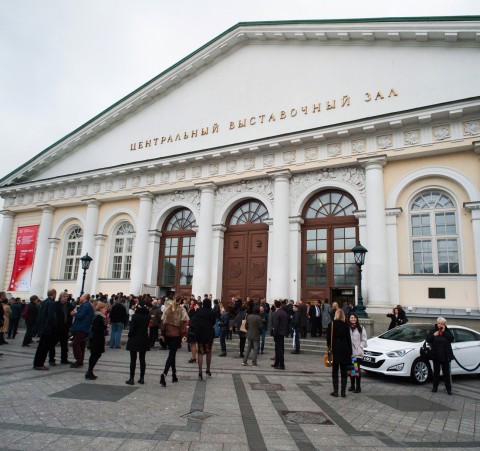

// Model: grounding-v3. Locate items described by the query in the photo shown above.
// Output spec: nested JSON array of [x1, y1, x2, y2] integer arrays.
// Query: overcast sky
[[0, 0, 478, 187]]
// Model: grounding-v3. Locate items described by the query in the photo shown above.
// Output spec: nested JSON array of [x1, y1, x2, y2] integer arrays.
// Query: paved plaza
[[0, 332, 479, 450]]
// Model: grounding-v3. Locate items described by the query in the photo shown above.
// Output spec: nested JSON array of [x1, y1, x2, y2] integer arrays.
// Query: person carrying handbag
[[348, 313, 367, 393]]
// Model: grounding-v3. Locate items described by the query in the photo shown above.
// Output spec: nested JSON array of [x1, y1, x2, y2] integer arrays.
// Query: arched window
[[410, 190, 459, 274], [111, 222, 135, 279], [229, 200, 269, 225], [63, 226, 83, 279], [302, 190, 358, 301], [159, 209, 196, 290]]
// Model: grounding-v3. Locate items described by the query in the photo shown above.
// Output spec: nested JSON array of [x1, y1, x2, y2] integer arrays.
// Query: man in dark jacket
[[271, 300, 288, 370], [291, 304, 301, 354], [109, 298, 128, 349], [22, 295, 40, 347], [70, 293, 94, 368], [33, 289, 57, 370], [309, 300, 322, 337], [48, 292, 74, 365]]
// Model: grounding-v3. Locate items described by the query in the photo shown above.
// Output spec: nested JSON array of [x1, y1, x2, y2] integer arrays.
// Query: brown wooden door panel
[[223, 227, 268, 301]]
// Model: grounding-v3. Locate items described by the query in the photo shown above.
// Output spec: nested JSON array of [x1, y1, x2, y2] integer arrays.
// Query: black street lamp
[[352, 242, 368, 318], [79, 253, 93, 297]]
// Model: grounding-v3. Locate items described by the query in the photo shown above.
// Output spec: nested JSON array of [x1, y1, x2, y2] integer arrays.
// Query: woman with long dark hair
[[125, 299, 150, 385], [348, 313, 367, 393], [326, 309, 352, 398], [190, 298, 216, 379], [159, 297, 188, 387], [85, 301, 108, 380]]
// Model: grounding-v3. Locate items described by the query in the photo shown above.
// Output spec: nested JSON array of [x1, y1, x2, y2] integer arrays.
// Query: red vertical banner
[[8, 225, 39, 292]]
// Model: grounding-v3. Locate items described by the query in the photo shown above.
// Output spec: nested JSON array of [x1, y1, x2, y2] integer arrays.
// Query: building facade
[[1, 18, 480, 321]]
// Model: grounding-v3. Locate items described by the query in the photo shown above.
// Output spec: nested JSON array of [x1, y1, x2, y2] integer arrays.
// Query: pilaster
[[0, 210, 15, 291]]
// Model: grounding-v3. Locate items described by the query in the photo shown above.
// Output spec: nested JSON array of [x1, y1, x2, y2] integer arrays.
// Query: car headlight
[[386, 348, 415, 358]]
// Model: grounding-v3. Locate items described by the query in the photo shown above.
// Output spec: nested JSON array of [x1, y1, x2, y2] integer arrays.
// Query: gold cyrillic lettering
[[212, 123, 219, 133], [154, 138, 159, 145], [389, 88, 398, 98], [145, 140, 151, 147], [130, 143, 137, 151], [175, 134, 182, 141], [290, 108, 297, 117], [161, 137, 167, 144], [191, 129, 198, 137], [312, 103, 321, 113], [365, 92, 372, 102], [167, 135, 173, 143], [301, 106, 308, 114], [138, 142, 144, 149], [375, 91, 384, 100], [184, 132, 189, 140], [280, 110, 287, 119], [326, 100, 335, 110], [229, 122, 235, 130], [269, 113, 276, 122], [259, 114, 266, 124], [341, 95, 350, 107], [250, 117, 256, 126], [201, 127, 209, 135], [238, 119, 246, 128]]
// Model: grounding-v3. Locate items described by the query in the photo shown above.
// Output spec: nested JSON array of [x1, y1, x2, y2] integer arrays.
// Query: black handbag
[[420, 341, 433, 360]]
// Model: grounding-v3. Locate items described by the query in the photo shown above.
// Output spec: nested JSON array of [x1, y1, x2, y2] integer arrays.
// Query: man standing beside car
[[426, 317, 454, 395]]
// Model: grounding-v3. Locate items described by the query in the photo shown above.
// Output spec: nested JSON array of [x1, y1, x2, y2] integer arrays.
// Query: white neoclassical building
[[1, 17, 480, 325]]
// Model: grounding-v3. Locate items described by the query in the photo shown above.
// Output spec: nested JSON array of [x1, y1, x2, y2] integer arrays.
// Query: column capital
[[37, 204, 55, 213], [464, 201, 480, 211], [212, 224, 227, 233], [148, 229, 162, 238], [473, 141, 480, 155], [48, 237, 60, 246], [81, 198, 102, 207], [134, 191, 154, 200], [0, 210, 15, 218], [289, 216, 304, 225], [386, 207, 403, 217], [353, 210, 367, 219], [264, 219, 274, 226], [94, 234, 108, 242], [357, 154, 387, 169], [193, 181, 217, 192], [267, 169, 292, 181]]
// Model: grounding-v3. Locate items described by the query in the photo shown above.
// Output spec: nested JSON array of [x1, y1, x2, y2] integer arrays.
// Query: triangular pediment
[[2, 17, 480, 187]]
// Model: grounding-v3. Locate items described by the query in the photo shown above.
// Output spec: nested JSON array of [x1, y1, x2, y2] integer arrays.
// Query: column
[[44, 238, 60, 296], [144, 230, 162, 287], [386, 208, 403, 307], [211, 225, 227, 299], [191, 182, 216, 296], [0, 210, 15, 290], [130, 192, 154, 295], [464, 202, 480, 309], [358, 156, 389, 307], [268, 169, 291, 300], [76, 199, 101, 296], [30, 205, 55, 298], [90, 234, 107, 295], [289, 216, 304, 301]]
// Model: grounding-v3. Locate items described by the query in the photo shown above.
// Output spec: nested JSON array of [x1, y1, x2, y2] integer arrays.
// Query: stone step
[[225, 335, 328, 355]]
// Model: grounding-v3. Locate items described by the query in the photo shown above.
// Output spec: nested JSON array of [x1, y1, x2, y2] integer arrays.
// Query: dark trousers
[[87, 351, 102, 375], [49, 330, 70, 363], [33, 334, 54, 367], [332, 363, 348, 393], [239, 335, 246, 356], [350, 357, 362, 389], [432, 360, 452, 391], [274, 335, 285, 367], [163, 336, 181, 375], [72, 331, 88, 364], [22, 324, 36, 346], [8, 318, 20, 338], [293, 328, 300, 352], [130, 350, 146, 379], [219, 329, 227, 353], [149, 326, 159, 347]]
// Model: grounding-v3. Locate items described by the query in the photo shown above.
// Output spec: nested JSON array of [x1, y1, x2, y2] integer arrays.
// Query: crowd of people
[[1, 290, 455, 396]]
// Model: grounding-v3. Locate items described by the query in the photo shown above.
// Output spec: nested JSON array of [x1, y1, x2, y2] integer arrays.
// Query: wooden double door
[[222, 224, 268, 301]]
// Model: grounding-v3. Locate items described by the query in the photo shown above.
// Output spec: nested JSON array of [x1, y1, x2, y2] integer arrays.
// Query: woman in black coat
[[326, 308, 352, 398], [125, 300, 150, 385], [426, 317, 454, 395], [190, 298, 216, 379], [85, 302, 108, 380]]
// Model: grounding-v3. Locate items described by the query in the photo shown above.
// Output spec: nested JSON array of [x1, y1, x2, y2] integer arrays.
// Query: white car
[[361, 323, 480, 384]]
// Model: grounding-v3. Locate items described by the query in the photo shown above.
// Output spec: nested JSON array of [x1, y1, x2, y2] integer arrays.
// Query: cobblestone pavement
[[0, 332, 479, 450]]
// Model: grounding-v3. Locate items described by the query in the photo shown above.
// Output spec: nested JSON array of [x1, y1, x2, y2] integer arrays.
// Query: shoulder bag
[[324, 322, 334, 367], [419, 341, 433, 360]]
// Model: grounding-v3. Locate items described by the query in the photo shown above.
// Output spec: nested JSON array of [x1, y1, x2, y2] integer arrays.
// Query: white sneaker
[[242, 362, 248, 366]]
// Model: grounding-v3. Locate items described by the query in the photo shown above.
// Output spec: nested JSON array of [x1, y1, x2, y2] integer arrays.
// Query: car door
[[450, 327, 480, 374]]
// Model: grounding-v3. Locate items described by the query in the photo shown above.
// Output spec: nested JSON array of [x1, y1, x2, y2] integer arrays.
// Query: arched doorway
[[158, 208, 196, 298], [302, 190, 358, 305], [222, 200, 269, 301]]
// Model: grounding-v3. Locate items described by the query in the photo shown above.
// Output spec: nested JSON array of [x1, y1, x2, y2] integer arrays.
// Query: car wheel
[[410, 358, 431, 384]]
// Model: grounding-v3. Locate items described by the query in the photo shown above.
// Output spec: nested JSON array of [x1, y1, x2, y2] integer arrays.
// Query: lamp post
[[352, 242, 368, 318], [79, 253, 93, 297]]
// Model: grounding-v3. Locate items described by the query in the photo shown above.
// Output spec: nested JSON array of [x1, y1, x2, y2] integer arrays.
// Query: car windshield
[[379, 324, 431, 343]]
